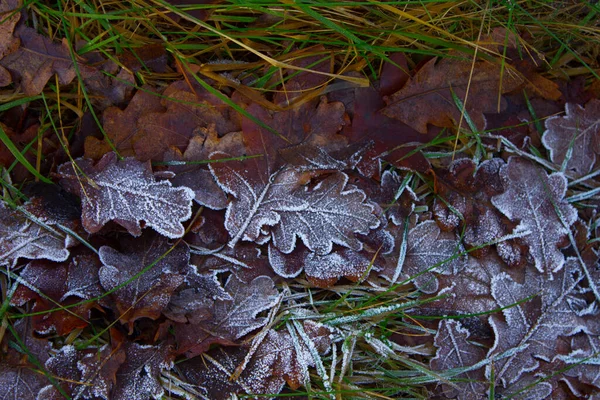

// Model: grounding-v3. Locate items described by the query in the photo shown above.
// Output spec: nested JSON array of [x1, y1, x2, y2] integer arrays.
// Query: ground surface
[[1, 1, 600, 399]]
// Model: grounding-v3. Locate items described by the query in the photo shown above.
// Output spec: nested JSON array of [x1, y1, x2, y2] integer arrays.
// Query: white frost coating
[[0, 202, 70, 267], [491, 157, 577, 274], [486, 262, 587, 390], [430, 320, 487, 399], [57, 153, 194, 239], [542, 99, 600, 178], [210, 154, 379, 255]]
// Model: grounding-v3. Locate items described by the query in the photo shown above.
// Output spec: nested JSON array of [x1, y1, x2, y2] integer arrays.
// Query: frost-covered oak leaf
[[175, 274, 280, 358], [177, 321, 334, 399], [112, 341, 173, 400], [430, 319, 487, 399], [37, 344, 126, 400], [57, 152, 194, 238], [380, 220, 464, 293], [486, 262, 591, 393], [210, 153, 380, 254], [0, 201, 70, 268], [491, 157, 577, 274], [98, 233, 190, 331], [542, 99, 600, 178]]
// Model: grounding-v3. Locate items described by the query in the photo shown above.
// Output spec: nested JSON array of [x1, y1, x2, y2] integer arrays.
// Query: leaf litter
[[1, 6, 600, 399]]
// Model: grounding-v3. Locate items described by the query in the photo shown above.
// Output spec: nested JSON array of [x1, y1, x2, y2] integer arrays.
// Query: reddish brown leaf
[[119, 43, 167, 73], [112, 341, 174, 400], [58, 152, 194, 238], [84, 86, 164, 160], [433, 158, 510, 259], [37, 344, 126, 400], [174, 275, 279, 357], [491, 157, 578, 274], [163, 128, 244, 209], [0, 26, 77, 95], [177, 321, 333, 398], [382, 57, 523, 133], [542, 99, 600, 178], [98, 233, 190, 331], [10, 254, 103, 335], [242, 93, 348, 173]]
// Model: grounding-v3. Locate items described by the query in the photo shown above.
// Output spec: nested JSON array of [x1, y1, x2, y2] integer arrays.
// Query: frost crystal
[[58, 152, 194, 238]]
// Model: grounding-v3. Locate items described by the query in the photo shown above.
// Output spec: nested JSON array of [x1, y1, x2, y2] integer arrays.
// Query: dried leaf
[[10, 254, 103, 335], [164, 129, 244, 209], [382, 57, 523, 133], [486, 261, 596, 395], [210, 155, 380, 254], [0, 26, 77, 95], [542, 99, 600, 178], [177, 321, 333, 398], [0, 201, 70, 268], [491, 157, 577, 274], [38, 344, 126, 400], [380, 220, 464, 293], [434, 158, 510, 259], [112, 341, 173, 400], [174, 275, 279, 358], [58, 152, 194, 238], [98, 233, 190, 330], [430, 319, 487, 399], [84, 86, 164, 159]]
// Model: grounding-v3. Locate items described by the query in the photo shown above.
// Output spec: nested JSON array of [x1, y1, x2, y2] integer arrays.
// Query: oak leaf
[[174, 274, 279, 358], [382, 57, 523, 133], [0, 26, 77, 95], [485, 262, 597, 396], [430, 319, 487, 399], [210, 154, 380, 254], [10, 254, 103, 335], [177, 321, 333, 399], [98, 233, 190, 331], [37, 344, 126, 400], [112, 341, 173, 400], [491, 157, 577, 274], [58, 152, 194, 238], [542, 99, 600, 178], [0, 201, 70, 268]]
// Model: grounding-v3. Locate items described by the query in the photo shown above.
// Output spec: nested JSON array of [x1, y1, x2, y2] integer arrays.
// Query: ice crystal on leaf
[[542, 99, 600, 178], [491, 157, 577, 274], [57, 152, 194, 238], [0, 201, 70, 267], [210, 152, 380, 254]]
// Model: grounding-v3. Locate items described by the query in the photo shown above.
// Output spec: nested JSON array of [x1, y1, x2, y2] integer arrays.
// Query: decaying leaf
[[382, 56, 523, 133], [430, 319, 487, 399], [112, 341, 173, 400], [163, 129, 244, 210], [174, 274, 280, 358], [10, 254, 103, 335], [177, 320, 334, 399], [57, 152, 194, 238], [491, 157, 577, 274], [210, 155, 380, 254], [0, 201, 70, 268], [434, 158, 509, 258], [38, 344, 126, 400], [486, 261, 597, 396], [542, 99, 600, 178], [0, 25, 79, 95], [380, 220, 464, 293], [98, 233, 190, 330]]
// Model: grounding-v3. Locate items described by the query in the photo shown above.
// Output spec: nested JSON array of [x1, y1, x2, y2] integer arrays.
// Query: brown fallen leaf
[[382, 56, 523, 133], [0, 26, 77, 95]]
